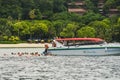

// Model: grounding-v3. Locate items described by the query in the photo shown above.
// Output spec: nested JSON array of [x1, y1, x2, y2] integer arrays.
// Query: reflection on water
[[0, 56, 120, 80]]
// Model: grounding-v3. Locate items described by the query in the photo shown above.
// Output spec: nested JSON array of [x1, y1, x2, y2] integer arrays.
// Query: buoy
[[18, 52, 22, 56]]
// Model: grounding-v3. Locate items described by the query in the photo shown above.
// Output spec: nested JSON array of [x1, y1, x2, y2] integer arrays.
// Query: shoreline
[[0, 43, 52, 48]]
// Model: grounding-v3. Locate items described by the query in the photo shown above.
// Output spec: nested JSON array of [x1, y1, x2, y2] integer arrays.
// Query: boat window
[[57, 40, 105, 46]]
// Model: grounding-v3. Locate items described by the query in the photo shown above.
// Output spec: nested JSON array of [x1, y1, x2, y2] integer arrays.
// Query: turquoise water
[[0, 56, 120, 80]]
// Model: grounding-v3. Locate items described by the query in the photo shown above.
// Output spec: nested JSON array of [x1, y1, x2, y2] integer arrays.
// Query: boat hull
[[48, 47, 120, 56]]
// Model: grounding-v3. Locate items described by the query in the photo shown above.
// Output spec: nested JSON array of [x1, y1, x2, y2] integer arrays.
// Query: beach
[[0, 43, 52, 48]]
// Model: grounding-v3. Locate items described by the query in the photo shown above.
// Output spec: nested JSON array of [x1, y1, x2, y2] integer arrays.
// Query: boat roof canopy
[[55, 38, 104, 42]]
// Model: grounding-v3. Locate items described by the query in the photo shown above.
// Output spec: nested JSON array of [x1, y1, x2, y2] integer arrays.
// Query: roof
[[68, 9, 86, 12], [55, 38, 103, 42], [68, 2, 84, 6]]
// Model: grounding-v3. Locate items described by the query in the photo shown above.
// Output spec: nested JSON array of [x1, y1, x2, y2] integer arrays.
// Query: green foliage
[[77, 26, 96, 38], [32, 20, 50, 39], [36, 0, 54, 17], [84, 0, 96, 11], [60, 23, 78, 38], [103, 0, 119, 14], [118, 18, 120, 25], [0, 40, 26, 44], [113, 17, 120, 42], [34, 9, 42, 20], [0, 0, 119, 20], [40, 20, 56, 38], [53, 0, 67, 13], [0, 0, 22, 19], [104, 0, 115, 9], [3, 36, 9, 41], [102, 18, 111, 25], [53, 20, 68, 37], [0, 18, 12, 37], [29, 9, 36, 19], [0, 0, 120, 42], [13, 21, 30, 36], [34, 23, 48, 32], [9, 36, 20, 41], [89, 20, 111, 41], [51, 12, 82, 22], [82, 11, 105, 24]]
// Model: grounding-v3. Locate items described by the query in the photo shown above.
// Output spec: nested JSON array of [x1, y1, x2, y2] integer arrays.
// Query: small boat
[[46, 38, 120, 56]]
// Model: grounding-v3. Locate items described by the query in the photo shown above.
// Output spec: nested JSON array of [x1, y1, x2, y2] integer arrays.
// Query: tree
[[102, 16, 119, 41], [84, 0, 97, 12], [82, 11, 105, 24], [29, 9, 42, 20], [103, 0, 116, 14], [20, 0, 35, 19], [53, 0, 67, 13], [38, 20, 56, 38], [89, 21, 111, 41], [34, 9, 42, 20], [77, 26, 96, 38], [0, 18, 12, 40], [51, 12, 70, 21], [53, 20, 69, 37], [112, 17, 120, 42], [0, 0, 22, 19], [32, 21, 48, 39], [12, 21, 31, 39], [104, 0, 115, 9], [60, 23, 78, 38], [51, 12, 82, 22], [29, 9, 36, 20], [36, 0, 53, 18]]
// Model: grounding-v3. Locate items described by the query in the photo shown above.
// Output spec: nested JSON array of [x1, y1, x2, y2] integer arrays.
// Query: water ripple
[[0, 56, 120, 80]]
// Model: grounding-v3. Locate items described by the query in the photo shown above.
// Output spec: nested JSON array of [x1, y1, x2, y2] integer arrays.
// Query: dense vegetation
[[0, 0, 120, 42]]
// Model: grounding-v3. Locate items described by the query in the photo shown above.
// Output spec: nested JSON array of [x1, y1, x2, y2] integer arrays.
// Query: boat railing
[[62, 41, 106, 46]]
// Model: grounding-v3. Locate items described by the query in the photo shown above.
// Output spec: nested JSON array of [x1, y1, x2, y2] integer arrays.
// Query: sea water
[[0, 56, 120, 80], [0, 48, 45, 55]]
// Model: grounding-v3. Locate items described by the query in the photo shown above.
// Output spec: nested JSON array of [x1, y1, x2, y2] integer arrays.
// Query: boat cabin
[[55, 38, 105, 46]]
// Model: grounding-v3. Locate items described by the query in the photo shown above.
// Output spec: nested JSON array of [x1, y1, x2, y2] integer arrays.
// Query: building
[[67, 0, 119, 16], [67, 0, 86, 15], [98, 0, 104, 14], [107, 9, 119, 16]]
